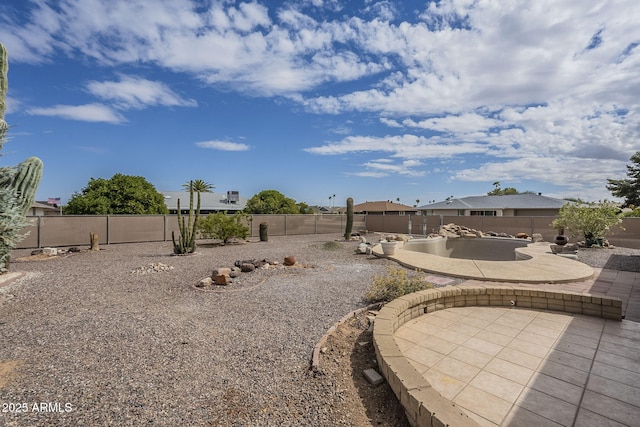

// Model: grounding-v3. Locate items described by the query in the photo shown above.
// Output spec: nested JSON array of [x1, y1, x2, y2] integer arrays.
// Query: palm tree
[[182, 179, 214, 219]]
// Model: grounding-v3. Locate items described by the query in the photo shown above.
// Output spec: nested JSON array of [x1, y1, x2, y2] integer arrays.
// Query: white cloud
[[27, 104, 125, 123], [347, 171, 389, 178], [195, 140, 251, 151], [3, 0, 640, 197], [86, 76, 197, 110]]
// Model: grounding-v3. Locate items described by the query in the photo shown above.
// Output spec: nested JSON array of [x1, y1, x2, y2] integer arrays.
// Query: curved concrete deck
[[372, 241, 594, 283]]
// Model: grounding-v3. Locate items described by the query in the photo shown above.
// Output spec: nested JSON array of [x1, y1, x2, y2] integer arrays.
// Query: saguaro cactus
[[0, 42, 44, 272], [0, 42, 8, 153], [344, 197, 354, 240]]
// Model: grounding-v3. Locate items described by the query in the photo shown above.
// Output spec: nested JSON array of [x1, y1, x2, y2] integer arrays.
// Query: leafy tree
[[244, 190, 299, 214], [197, 211, 250, 243], [64, 174, 168, 214], [551, 201, 623, 246], [487, 181, 519, 195], [297, 202, 314, 214], [606, 152, 640, 208]]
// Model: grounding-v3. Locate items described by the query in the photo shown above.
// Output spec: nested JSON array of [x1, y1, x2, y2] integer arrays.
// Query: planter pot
[[381, 241, 398, 256], [554, 234, 569, 246]]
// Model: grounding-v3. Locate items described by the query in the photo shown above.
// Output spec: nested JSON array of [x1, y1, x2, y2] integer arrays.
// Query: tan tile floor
[[396, 293, 640, 426]]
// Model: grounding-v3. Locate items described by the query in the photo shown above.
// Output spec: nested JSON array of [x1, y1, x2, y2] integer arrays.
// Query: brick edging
[[372, 285, 623, 427]]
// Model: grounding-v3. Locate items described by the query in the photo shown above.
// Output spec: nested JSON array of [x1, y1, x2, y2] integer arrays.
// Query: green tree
[[297, 202, 314, 214], [606, 152, 640, 208], [244, 190, 299, 214], [552, 201, 623, 246], [487, 181, 520, 195], [64, 174, 168, 214], [197, 211, 250, 243]]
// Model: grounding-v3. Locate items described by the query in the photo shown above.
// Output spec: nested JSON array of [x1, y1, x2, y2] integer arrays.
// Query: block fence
[[372, 285, 623, 427]]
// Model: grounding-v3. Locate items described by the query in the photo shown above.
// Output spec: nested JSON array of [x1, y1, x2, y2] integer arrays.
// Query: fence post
[[37, 216, 42, 248], [106, 215, 110, 245], [284, 215, 287, 236]]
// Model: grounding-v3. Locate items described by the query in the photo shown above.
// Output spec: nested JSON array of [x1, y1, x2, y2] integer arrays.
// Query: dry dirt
[[314, 311, 411, 426]]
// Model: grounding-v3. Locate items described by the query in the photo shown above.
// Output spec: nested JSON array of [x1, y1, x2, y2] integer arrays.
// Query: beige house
[[353, 201, 417, 215], [30, 201, 61, 216], [418, 194, 566, 217]]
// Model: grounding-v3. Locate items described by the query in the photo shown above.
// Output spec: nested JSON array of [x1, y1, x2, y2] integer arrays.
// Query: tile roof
[[353, 201, 417, 212], [418, 194, 566, 210]]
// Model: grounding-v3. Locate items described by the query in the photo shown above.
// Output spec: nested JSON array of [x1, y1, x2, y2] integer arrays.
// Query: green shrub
[[551, 200, 622, 246], [365, 267, 433, 303], [322, 241, 342, 250], [197, 211, 250, 243]]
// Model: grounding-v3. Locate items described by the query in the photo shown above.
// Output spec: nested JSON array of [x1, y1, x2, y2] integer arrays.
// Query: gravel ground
[[577, 245, 640, 271], [0, 235, 401, 426], [1, 235, 639, 426]]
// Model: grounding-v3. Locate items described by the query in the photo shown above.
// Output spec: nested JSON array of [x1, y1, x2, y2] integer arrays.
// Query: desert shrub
[[322, 241, 342, 250], [197, 211, 250, 243], [365, 267, 433, 303]]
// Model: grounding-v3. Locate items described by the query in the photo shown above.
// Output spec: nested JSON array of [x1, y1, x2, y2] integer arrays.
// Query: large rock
[[214, 274, 232, 285]]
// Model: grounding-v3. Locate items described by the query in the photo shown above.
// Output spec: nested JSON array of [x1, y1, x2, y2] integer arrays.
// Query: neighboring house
[[162, 190, 247, 214], [30, 201, 61, 216], [418, 194, 566, 217], [353, 201, 417, 215]]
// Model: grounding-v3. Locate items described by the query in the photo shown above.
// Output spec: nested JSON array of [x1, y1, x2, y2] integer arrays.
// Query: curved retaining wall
[[372, 285, 623, 427]]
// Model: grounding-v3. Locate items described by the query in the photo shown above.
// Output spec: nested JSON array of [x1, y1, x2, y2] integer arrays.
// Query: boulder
[[355, 243, 368, 254], [212, 267, 232, 277], [284, 256, 297, 266], [239, 263, 255, 273], [531, 233, 543, 243], [197, 277, 213, 288], [214, 274, 232, 285]]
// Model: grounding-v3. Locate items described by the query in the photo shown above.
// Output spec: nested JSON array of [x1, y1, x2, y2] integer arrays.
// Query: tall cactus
[[0, 42, 44, 272], [344, 197, 354, 240], [171, 181, 198, 254], [0, 42, 8, 153], [12, 157, 43, 215]]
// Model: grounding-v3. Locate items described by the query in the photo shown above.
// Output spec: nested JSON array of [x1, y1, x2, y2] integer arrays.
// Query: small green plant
[[365, 267, 433, 303], [197, 211, 250, 243], [322, 241, 342, 250]]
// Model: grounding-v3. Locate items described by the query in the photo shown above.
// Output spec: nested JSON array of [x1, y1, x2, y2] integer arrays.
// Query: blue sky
[[1, 0, 639, 207]]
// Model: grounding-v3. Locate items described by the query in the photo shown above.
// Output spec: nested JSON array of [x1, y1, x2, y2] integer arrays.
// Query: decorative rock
[[355, 243, 368, 254], [214, 274, 232, 285], [197, 277, 213, 288], [531, 233, 544, 243], [284, 256, 297, 266], [229, 268, 241, 278], [515, 232, 529, 239], [239, 263, 255, 273], [212, 267, 232, 277]]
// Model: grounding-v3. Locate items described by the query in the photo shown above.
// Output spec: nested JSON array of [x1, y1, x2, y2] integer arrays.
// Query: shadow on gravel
[[603, 254, 640, 272], [350, 322, 411, 427]]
